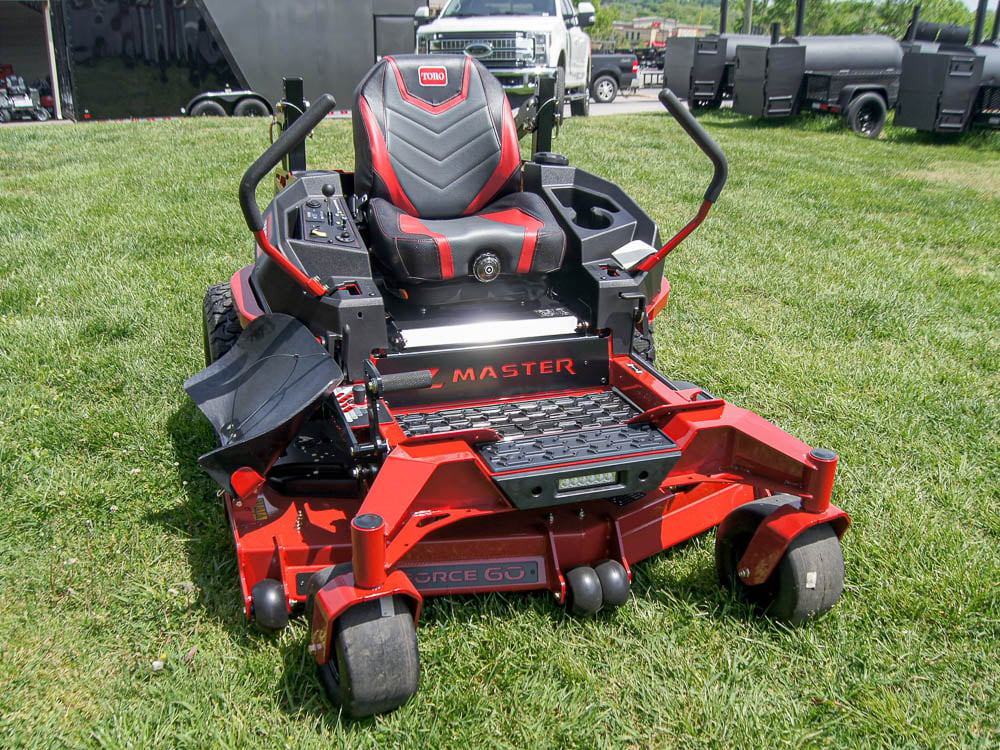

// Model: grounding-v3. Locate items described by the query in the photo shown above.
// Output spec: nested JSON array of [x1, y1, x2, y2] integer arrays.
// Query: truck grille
[[430, 33, 520, 66]]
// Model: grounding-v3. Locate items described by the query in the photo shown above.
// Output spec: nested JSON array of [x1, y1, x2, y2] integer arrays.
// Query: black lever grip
[[658, 88, 729, 204], [239, 92, 337, 233], [380, 370, 435, 394]]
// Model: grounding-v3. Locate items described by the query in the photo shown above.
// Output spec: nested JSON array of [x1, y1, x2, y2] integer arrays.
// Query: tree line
[[587, 0, 985, 42]]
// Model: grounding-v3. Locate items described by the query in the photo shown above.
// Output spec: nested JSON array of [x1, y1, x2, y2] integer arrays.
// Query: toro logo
[[418, 66, 448, 86]]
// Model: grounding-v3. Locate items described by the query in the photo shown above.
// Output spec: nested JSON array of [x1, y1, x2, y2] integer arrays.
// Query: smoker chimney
[[770, 22, 782, 45], [907, 5, 920, 42], [720, 0, 728, 35], [973, 0, 988, 45], [794, 0, 806, 37], [991, 0, 999, 43]]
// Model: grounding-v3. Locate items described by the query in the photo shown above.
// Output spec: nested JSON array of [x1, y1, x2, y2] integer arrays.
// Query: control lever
[[351, 362, 434, 462], [634, 89, 729, 274]]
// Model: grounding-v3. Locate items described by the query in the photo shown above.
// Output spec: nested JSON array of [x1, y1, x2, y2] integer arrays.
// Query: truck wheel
[[715, 497, 845, 624], [202, 282, 242, 365], [190, 99, 226, 117], [33, 107, 50, 122], [318, 596, 420, 718], [234, 98, 269, 117], [844, 93, 886, 138], [591, 74, 618, 104]]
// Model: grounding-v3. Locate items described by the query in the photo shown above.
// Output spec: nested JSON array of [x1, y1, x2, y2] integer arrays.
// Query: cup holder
[[552, 187, 620, 230]]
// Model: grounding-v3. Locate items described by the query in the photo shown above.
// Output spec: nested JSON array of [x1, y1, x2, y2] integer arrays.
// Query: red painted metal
[[221, 348, 847, 645], [310, 568, 423, 664], [737, 501, 851, 586], [635, 200, 713, 273], [646, 276, 671, 321], [229, 266, 263, 324], [352, 514, 388, 588], [803, 448, 838, 512], [252, 229, 328, 297]]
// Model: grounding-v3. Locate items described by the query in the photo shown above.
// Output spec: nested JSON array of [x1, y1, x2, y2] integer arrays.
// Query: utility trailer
[[895, 0, 1000, 134], [663, 33, 767, 109], [661, 0, 767, 109], [731, 25, 904, 137]]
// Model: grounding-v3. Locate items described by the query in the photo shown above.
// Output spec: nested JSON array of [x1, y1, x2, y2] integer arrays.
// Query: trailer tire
[[34, 107, 50, 122], [190, 99, 226, 117], [845, 93, 886, 138], [234, 98, 269, 117], [202, 281, 242, 365], [716, 496, 845, 624], [591, 74, 618, 104]]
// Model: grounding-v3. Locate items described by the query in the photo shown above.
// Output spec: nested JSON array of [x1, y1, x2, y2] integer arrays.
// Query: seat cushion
[[368, 191, 566, 283], [353, 55, 521, 219]]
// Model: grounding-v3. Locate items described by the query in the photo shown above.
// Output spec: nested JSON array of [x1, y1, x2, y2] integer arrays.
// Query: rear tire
[[844, 92, 886, 138], [318, 595, 420, 718], [591, 74, 618, 104], [202, 282, 242, 365], [715, 496, 845, 624]]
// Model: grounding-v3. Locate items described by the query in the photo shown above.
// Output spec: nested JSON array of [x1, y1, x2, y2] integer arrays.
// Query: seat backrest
[[353, 55, 521, 220]]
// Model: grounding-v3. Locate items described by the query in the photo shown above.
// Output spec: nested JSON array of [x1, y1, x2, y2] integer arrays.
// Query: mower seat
[[353, 55, 565, 285]]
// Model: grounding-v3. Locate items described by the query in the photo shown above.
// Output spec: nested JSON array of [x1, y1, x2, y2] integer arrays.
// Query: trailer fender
[[736, 500, 850, 586], [837, 85, 888, 113]]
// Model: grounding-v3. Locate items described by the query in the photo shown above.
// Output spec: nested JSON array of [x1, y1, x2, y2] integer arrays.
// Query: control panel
[[299, 183, 360, 248]]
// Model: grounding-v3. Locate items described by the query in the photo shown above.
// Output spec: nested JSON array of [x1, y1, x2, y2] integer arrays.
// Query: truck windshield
[[441, 0, 554, 16]]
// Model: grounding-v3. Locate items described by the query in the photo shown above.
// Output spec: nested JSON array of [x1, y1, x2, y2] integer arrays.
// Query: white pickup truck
[[415, 0, 596, 118]]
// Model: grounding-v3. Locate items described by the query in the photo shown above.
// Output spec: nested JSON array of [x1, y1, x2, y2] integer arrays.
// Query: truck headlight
[[529, 31, 549, 64]]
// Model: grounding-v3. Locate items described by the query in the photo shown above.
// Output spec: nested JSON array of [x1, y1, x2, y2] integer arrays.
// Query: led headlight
[[557, 471, 617, 492]]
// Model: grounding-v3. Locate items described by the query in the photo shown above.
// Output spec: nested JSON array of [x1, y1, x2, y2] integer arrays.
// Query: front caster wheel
[[319, 595, 420, 718], [715, 497, 845, 625], [565, 566, 603, 615], [594, 560, 630, 609], [251, 578, 289, 634]]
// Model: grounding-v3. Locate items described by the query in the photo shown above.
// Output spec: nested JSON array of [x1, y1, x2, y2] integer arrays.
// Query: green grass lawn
[[0, 111, 997, 748]]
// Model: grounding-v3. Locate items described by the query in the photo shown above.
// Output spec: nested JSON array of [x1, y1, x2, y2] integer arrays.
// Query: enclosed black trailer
[[3, 0, 422, 121]]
